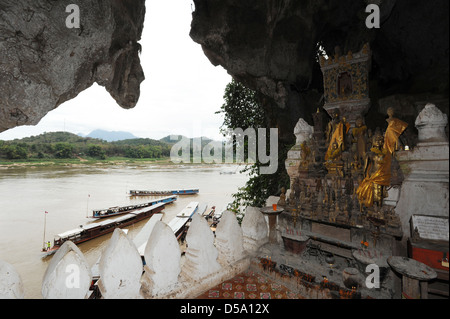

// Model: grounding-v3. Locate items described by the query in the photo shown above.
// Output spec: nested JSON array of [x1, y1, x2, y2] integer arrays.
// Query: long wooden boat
[[91, 195, 177, 218], [129, 189, 199, 196], [167, 202, 199, 240], [42, 202, 166, 256]]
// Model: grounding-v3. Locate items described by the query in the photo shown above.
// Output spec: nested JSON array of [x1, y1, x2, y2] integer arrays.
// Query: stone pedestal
[[396, 103, 449, 243], [387, 256, 437, 299], [260, 207, 284, 244]]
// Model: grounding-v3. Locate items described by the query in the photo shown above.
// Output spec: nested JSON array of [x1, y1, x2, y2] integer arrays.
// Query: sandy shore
[[0, 158, 239, 169]]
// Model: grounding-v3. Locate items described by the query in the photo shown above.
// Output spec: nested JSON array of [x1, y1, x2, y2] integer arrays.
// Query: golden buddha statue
[[325, 141, 345, 177], [356, 133, 392, 208], [325, 109, 350, 161], [384, 107, 408, 154], [326, 141, 342, 161]]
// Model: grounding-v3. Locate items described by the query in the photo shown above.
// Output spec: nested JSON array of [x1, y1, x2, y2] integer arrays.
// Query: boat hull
[[91, 195, 176, 218], [129, 189, 199, 196], [45, 204, 165, 256]]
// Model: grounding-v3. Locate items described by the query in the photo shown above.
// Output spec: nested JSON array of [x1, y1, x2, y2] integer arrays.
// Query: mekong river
[[0, 163, 248, 298]]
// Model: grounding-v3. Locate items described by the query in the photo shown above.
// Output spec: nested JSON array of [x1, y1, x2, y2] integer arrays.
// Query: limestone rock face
[[1, 0, 447, 141], [190, 0, 449, 140], [0, 0, 145, 132]]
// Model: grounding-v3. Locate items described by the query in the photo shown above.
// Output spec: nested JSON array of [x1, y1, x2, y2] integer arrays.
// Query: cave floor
[[195, 268, 304, 299]]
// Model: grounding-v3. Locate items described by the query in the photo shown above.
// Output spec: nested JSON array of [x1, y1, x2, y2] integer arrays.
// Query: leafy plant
[[218, 79, 291, 219]]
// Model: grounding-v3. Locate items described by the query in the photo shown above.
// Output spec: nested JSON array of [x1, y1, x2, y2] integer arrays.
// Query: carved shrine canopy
[[319, 43, 371, 123]]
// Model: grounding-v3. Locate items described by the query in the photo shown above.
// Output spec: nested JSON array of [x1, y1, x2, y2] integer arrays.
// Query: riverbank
[[0, 157, 173, 168], [0, 157, 245, 169]]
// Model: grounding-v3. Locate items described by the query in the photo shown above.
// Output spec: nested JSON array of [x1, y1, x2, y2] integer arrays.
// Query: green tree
[[87, 144, 106, 159], [54, 143, 73, 159], [1, 144, 28, 159], [217, 79, 266, 133], [217, 79, 290, 213]]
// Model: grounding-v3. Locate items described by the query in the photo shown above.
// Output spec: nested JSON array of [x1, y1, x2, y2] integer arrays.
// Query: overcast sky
[[0, 1, 232, 141]]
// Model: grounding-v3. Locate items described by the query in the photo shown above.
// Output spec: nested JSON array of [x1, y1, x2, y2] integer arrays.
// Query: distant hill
[[83, 129, 139, 142], [159, 135, 213, 145], [1, 131, 227, 161], [15, 131, 100, 144], [1, 131, 172, 160]]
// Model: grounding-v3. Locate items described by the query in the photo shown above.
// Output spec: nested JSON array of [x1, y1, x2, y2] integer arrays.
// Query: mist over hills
[[78, 129, 139, 142]]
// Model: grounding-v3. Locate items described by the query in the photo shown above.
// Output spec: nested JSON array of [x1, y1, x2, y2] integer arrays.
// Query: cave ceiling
[[0, 0, 448, 142]]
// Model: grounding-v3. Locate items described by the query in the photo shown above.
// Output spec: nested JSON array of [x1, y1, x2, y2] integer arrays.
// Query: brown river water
[[0, 163, 248, 298]]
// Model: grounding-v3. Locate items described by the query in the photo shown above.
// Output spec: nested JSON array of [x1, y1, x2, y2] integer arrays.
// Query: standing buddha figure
[[325, 109, 350, 161], [384, 107, 408, 154], [356, 133, 392, 208]]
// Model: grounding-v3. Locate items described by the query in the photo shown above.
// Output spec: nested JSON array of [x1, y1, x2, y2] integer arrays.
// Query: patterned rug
[[196, 269, 304, 299]]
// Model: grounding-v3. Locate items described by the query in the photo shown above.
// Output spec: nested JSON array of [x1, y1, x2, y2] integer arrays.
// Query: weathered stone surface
[[215, 210, 245, 265], [2, 0, 447, 145], [0, 0, 145, 132], [396, 103, 449, 250], [141, 220, 181, 297], [241, 206, 269, 253], [41, 241, 91, 299], [285, 117, 314, 187], [97, 228, 143, 299], [415, 103, 448, 143], [0, 259, 24, 299], [191, 0, 449, 141], [181, 213, 221, 281], [265, 196, 279, 207], [294, 118, 314, 145]]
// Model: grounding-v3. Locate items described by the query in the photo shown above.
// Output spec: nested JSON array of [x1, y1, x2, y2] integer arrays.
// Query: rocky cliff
[[190, 0, 449, 142], [0, 0, 145, 132], [1, 0, 448, 141]]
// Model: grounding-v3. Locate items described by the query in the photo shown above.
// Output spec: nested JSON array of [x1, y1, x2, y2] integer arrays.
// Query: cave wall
[[190, 0, 449, 144], [0, 0, 145, 132], [1, 0, 448, 141]]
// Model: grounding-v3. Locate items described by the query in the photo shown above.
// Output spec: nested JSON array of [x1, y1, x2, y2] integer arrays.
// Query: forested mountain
[[0, 131, 222, 161], [0, 131, 171, 160]]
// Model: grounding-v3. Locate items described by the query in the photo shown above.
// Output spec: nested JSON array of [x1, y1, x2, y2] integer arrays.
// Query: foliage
[[0, 144, 28, 159], [218, 79, 291, 215], [216, 79, 266, 134], [0, 131, 172, 161], [54, 142, 74, 158], [87, 145, 106, 159]]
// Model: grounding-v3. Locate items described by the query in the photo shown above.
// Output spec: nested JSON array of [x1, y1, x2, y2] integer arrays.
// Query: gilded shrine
[[272, 44, 410, 298]]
